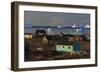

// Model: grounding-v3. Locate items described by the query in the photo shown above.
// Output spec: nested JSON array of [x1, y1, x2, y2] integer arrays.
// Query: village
[[24, 26, 90, 61]]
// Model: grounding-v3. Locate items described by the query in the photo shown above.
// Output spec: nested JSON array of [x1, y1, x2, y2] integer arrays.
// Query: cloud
[[51, 17, 64, 25], [24, 11, 90, 26]]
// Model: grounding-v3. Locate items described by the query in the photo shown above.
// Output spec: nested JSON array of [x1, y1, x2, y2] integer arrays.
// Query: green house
[[56, 45, 73, 52]]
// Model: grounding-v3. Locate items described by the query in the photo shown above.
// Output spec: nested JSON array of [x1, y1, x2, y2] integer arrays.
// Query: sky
[[24, 11, 90, 27]]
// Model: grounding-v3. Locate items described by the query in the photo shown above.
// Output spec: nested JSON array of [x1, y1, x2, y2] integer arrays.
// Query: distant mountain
[[24, 23, 90, 29]]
